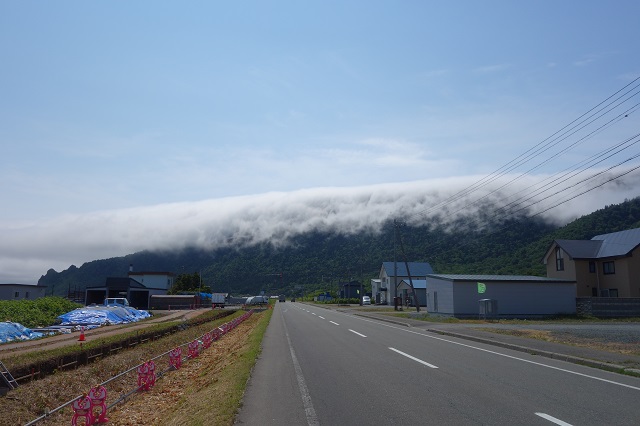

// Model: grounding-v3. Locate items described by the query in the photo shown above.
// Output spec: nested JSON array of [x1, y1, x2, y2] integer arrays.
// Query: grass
[[162, 305, 274, 425], [0, 308, 265, 425], [2, 309, 232, 372], [476, 327, 640, 358]]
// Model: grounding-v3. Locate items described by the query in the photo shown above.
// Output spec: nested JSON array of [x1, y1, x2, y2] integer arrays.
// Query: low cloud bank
[[1, 173, 637, 283]]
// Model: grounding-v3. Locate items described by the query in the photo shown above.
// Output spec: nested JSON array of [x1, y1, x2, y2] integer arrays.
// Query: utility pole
[[393, 220, 398, 309], [395, 220, 420, 313]]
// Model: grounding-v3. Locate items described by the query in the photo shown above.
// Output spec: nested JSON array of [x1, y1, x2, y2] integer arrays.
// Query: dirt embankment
[[1, 309, 261, 426]]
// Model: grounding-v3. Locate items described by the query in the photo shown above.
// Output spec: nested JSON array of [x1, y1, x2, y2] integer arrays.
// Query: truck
[[279, 295, 286, 302], [211, 293, 226, 308], [104, 298, 130, 307]]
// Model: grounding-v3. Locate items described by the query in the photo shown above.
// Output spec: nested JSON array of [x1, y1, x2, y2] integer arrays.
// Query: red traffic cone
[[78, 326, 86, 342]]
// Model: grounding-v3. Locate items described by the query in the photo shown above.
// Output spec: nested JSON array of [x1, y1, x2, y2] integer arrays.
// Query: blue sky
[[1, 1, 639, 283]]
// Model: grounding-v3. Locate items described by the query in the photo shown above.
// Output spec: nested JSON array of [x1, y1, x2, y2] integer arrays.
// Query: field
[[0, 307, 273, 426]]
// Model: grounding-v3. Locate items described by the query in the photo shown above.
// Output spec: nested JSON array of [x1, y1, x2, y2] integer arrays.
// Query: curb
[[349, 311, 639, 376], [352, 312, 411, 327], [426, 328, 638, 375]]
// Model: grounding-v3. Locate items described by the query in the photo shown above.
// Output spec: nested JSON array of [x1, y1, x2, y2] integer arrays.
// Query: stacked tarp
[[0, 321, 44, 344], [58, 306, 151, 326]]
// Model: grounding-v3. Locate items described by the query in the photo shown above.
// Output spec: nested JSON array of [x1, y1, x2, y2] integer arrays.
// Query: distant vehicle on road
[[279, 295, 286, 302], [291, 298, 296, 302], [362, 296, 371, 305]]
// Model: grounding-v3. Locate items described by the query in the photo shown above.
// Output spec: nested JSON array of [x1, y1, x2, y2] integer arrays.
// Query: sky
[[1, 1, 639, 283]]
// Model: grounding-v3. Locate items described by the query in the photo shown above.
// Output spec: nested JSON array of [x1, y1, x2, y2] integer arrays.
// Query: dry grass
[[1, 308, 273, 426], [476, 328, 640, 357]]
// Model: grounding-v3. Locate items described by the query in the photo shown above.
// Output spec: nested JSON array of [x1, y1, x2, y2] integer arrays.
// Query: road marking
[[318, 316, 325, 319], [349, 329, 367, 337], [283, 311, 319, 426], [312, 313, 317, 315], [353, 316, 640, 391], [535, 413, 573, 425], [389, 347, 438, 368], [330, 321, 340, 326]]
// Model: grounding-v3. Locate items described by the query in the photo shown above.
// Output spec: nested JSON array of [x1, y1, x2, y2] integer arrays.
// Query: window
[[14, 291, 19, 298], [25, 291, 30, 299], [609, 289, 619, 297], [592, 287, 598, 297], [555, 247, 564, 271], [603, 261, 615, 275], [589, 261, 596, 273]]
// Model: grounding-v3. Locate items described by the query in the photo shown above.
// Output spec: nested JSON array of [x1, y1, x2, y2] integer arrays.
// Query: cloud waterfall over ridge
[[1, 173, 638, 283]]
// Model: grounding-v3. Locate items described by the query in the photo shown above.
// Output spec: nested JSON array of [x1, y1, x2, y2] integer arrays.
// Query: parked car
[[362, 296, 371, 305]]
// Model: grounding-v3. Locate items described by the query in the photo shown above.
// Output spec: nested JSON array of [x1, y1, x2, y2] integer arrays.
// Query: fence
[[576, 297, 640, 317], [23, 310, 254, 425], [10, 310, 234, 385]]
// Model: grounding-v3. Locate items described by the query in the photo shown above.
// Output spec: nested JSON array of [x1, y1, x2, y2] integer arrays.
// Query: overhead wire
[[394, 76, 640, 266], [402, 76, 640, 225]]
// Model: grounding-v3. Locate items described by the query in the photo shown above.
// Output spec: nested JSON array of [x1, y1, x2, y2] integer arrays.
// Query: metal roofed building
[[425, 274, 576, 318], [544, 227, 640, 297], [377, 261, 434, 305]]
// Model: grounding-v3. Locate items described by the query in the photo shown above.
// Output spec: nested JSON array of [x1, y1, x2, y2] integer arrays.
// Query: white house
[[376, 262, 434, 305]]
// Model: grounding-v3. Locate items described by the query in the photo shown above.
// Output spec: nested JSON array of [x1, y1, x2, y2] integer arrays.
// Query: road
[[236, 302, 640, 426]]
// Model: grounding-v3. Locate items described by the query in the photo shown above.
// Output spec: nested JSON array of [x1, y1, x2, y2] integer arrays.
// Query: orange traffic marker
[[78, 327, 86, 342]]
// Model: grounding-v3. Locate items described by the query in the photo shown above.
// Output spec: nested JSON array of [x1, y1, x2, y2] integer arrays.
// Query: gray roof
[[556, 227, 640, 259], [426, 274, 574, 283], [382, 262, 434, 277], [398, 279, 427, 289]]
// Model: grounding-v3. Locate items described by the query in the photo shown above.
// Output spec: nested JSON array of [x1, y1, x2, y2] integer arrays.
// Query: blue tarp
[[58, 306, 151, 326], [0, 321, 44, 344]]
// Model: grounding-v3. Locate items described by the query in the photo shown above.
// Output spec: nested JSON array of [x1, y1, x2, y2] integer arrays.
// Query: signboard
[[477, 282, 486, 294]]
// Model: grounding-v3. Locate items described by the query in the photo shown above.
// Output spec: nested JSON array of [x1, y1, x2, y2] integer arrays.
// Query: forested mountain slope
[[39, 197, 640, 297]]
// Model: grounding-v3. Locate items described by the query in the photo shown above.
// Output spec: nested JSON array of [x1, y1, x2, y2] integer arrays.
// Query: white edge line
[[352, 316, 640, 391], [535, 412, 573, 426], [389, 347, 438, 369], [283, 310, 319, 426], [349, 329, 367, 338]]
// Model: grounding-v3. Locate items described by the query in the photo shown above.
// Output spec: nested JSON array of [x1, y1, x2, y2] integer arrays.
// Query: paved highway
[[235, 303, 640, 425]]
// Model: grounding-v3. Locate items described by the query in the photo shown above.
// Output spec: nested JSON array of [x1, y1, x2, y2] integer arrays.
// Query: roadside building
[[545, 227, 640, 297], [0, 283, 47, 301], [376, 262, 434, 305], [396, 279, 427, 307], [425, 274, 576, 318]]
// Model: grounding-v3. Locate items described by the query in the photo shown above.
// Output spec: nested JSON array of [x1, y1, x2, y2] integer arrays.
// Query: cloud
[[2, 171, 638, 284], [473, 63, 512, 73]]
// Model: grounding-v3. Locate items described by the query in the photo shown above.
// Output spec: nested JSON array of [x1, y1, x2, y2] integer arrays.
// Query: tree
[[169, 272, 209, 294]]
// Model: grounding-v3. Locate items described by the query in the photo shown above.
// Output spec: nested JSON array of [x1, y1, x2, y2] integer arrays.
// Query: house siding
[[427, 276, 576, 317]]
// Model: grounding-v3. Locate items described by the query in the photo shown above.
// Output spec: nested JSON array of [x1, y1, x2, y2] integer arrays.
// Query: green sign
[[477, 282, 486, 294]]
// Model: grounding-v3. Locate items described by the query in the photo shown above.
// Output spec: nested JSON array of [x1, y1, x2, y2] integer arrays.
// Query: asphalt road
[[236, 303, 640, 426]]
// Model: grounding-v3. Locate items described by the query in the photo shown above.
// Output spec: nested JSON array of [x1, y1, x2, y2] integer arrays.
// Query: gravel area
[[471, 323, 640, 344]]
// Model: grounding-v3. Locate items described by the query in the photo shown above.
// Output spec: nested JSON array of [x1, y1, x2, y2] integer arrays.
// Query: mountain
[[38, 197, 640, 297]]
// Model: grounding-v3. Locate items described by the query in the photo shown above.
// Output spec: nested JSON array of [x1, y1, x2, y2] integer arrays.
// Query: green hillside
[[38, 197, 640, 297]]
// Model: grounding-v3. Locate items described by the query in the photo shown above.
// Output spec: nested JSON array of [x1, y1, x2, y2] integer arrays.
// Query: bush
[[0, 297, 82, 328]]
